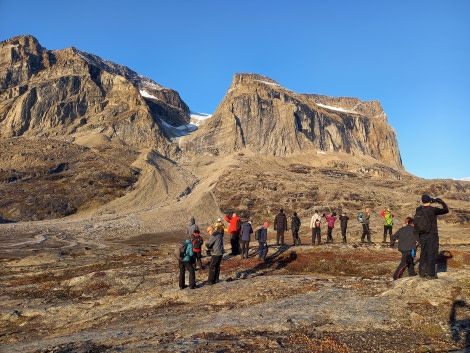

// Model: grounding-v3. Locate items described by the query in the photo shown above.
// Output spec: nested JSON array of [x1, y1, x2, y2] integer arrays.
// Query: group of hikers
[[177, 195, 449, 289]]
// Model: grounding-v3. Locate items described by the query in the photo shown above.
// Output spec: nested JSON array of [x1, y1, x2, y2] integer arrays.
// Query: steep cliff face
[[0, 35, 189, 154], [180, 73, 402, 168]]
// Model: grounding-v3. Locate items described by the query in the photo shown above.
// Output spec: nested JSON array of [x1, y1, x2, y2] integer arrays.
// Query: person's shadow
[[437, 250, 453, 273], [449, 300, 470, 351], [235, 246, 296, 279]]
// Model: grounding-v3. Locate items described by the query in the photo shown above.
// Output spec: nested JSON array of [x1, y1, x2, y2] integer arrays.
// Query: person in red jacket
[[323, 212, 337, 243], [225, 213, 241, 255], [191, 229, 204, 270]]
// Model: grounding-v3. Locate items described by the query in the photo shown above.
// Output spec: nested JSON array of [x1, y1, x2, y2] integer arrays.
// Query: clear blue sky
[[1, 0, 469, 180]]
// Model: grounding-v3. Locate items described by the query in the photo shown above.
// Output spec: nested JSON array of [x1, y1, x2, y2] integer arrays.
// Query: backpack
[[357, 212, 364, 223], [413, 207, 431, 234], [315, 219, 321, 227], [384, 213, 393, 226], [255, 228, 262, 240], [193, 236, 203, 250], [174, 241, 188, 260]]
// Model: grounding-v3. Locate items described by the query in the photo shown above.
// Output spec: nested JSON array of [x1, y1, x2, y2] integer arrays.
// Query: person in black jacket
[[415, 195, 449, 279], [291, 212, 301, 246], [339, 212, 349, 243], [274, 209, 288, 246], [390, 218, 419, 280]]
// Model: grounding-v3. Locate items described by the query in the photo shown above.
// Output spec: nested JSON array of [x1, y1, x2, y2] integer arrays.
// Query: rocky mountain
[[0, 35, 188, 155], [1, 35, 469, 228], [180, 73, 402, 169]]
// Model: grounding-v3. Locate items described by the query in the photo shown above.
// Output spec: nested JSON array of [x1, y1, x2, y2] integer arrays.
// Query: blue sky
[[1, 0, 469, 180]]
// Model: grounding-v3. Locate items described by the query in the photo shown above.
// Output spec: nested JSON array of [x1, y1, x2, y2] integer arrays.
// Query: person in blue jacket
[[258, 221, 269, 261], [179, 238, 196, 289]]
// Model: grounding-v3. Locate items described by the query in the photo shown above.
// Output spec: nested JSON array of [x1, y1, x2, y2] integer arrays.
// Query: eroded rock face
[[180, 73, 402, 168], [0, 35, 189, 155]]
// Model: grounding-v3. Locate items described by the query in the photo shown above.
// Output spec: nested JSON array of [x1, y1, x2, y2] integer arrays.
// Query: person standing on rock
[[361, 207, 372, 244], [274, 208, 288, 246], [390, 217, 419, 280], [179, 237, 196, 290], [339, 212, 349, 243], [323, 212, 337, 243], [291, 212, 301, 246], [309, 210, 322, 245], [381, 208, 395, 243], [225, 213, 241, 255], [205, 225, 225, 285], [257, 221, 269, 261], [414, 195, 449, 279], [186, 217, 199, 237], [240, 220, 253, 259]]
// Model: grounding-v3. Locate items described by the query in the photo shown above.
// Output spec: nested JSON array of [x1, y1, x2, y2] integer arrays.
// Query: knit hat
[[263, 221, 269, 228], [421, 195, 432, 203]]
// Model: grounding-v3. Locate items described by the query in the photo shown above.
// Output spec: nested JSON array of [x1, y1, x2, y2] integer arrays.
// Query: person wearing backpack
[[192, 229, 204, 270], [178, 238, 196, 290], [291, 212, 301, 246], [360, 207, 372, 244], [390, 217, 419, 280], [339, 212, 349, 243], [258, 221, 269, 261], [205, 225, 225, 285], [381, 208, 395, 243], [414, 195, 449, 279], [323, 212, 337, 243], [225, 213, 241, 255], [240, 220, 253, 259], [309, 210, 322, 245], [274, 208, 288, 246]]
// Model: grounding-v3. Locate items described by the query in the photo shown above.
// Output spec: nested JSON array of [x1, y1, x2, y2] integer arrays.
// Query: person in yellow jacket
[[214, 218, 225, 234]]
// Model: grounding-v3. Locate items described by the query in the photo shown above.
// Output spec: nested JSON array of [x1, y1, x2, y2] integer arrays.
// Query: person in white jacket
[[310, 210, 322, 245]]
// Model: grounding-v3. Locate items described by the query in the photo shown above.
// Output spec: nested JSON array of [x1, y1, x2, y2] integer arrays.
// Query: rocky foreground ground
[[1, 217, 470, 353]]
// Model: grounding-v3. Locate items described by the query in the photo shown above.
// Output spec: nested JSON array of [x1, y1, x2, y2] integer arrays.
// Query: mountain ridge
[[1, 35, 469, 228]]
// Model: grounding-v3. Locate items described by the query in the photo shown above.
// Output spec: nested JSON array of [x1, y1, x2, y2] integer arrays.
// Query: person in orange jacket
[[225, 213, 241, 255]]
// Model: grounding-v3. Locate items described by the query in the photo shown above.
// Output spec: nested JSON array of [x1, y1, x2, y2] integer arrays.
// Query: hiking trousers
[[341, 227, 347, 243], [276, 229, 285, 246], [230, 232, 240, 255], [179, 260, 196, 289], [419, 232, 439, 278], [258, 242, 268, 260], [208, 255, 222, 284], [383, 225, 393, 242], [361, 224, 371, 243], [393, 250, 416, 280], [193, 251, 203, 270], [312, 227, 321, 245], [326, 226, 333, 243], [241, 240, 250, 258], [292, 229, 301, 246]]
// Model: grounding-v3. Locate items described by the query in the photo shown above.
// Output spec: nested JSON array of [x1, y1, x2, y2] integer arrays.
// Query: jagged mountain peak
[[180, 73, 402, 168], [0, 35, 189, 153]]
